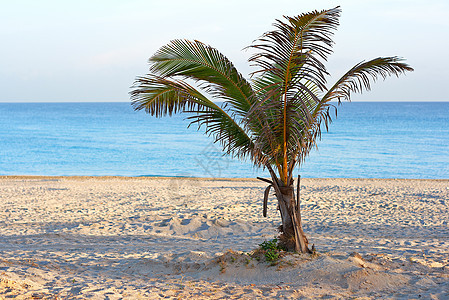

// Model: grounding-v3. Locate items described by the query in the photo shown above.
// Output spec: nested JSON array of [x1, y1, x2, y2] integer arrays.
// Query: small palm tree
[[130, 6, 413, 253]]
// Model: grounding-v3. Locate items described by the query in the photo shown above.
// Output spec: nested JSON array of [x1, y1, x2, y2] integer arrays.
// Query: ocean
[[0, 102, 447, 179]]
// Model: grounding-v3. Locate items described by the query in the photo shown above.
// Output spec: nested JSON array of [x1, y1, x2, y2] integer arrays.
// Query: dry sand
[[0, 176, 448, 299]]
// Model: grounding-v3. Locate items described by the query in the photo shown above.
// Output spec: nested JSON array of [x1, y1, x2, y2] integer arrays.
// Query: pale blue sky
[[1, 0, 448, 102]]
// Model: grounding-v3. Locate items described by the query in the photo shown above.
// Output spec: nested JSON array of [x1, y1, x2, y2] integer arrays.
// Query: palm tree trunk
[[265, 165, 310, 253], [276, 185, 310, 253]]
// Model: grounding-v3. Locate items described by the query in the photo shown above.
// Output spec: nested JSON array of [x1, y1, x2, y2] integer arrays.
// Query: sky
[[1, 0, 448, 102]]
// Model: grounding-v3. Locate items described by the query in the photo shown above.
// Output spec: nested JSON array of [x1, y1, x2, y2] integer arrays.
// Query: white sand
[[0, 176, 448, 299]]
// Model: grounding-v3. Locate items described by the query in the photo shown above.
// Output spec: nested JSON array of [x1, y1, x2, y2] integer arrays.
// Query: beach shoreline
[[2, 175, 448, 181], [1, 177, 448, 299]]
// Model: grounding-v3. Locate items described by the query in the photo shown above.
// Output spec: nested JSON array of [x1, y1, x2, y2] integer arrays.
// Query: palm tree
[[130, 6, 413, 253]]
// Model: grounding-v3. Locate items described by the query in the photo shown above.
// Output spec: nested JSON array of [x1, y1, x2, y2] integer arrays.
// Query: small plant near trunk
[[252, 238, 286, 265]]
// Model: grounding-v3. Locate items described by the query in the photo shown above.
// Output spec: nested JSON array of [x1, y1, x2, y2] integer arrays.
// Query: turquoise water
[[0, 102, 447, 178]]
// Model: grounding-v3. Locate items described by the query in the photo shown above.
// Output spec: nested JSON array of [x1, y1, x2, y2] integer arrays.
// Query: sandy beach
[[0, 176, 448, 299]]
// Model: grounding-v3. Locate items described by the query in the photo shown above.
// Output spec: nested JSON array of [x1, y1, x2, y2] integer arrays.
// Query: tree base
[[277, 226, 311, 253], [278, 233, 296, 251]]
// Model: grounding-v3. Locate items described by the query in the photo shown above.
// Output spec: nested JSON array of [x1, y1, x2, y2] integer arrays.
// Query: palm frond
[[322, 57, 414, 102], [149, 39, 255, 117], [130, 75, 256, 159], [248, 6, 341, 91], [130, 75, 202, 116]]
